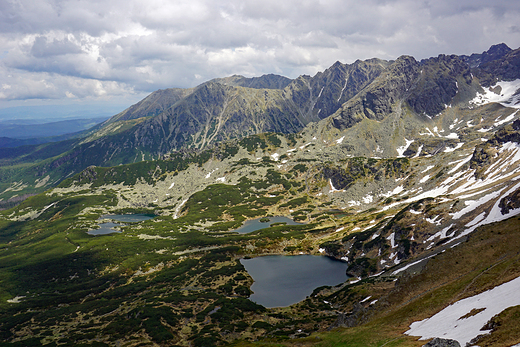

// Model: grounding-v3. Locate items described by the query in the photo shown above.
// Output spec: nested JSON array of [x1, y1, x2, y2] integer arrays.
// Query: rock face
[[331, 56, 420, 129], [499, 187, 520, 215], [472, 44, 520, 86], [421, 338, 461, 347], [330, 52, 475, 130], [470, 120, 520, 178], [46, 58, 390, 168], [1, 43, 520, 200], [461, 43, 512, 68], [212, 74, 293, 90]]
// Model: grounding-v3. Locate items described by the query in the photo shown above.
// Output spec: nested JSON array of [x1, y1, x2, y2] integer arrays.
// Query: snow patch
[[494, 111, 518, 127], [393, 253, 438, 275], [362, 194, 373, 204], [426, 224, 454, 241], [329, 179, 345, 193], [470, 79, 520, 109], [173, 199, 188, 219], [444, 143, 464, 153], [42, 202, 57, 212], [450, 189, 503, 220], [336, 136, 345, 144], [420, 175, 431, 183], [205, 168, 219, 178], [387, 233, 397, 248], [396, 138, 414, 157], [444, 133, 459, 139], [406, 275, 520, 346], [457, 181, 520, 240], [299, 142, 312, 150], [425, 215, 442, 225], [381, 186, 404, 198], [412, 145, 424, 158], [420, 127, 436, 136], [447, 154, 473, 174], [465, 212, 486, 227]]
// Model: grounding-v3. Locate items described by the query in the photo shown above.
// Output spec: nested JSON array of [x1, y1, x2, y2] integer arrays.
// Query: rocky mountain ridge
[[1, 44, 520, 203]]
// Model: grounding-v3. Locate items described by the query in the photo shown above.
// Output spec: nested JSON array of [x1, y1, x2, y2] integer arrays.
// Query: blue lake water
[[240, 255, 349, 308], [233, 216, 302, 234], [88, 222, 121, 235], [88, 214, 155, 236], [103, 214, 155, 222]]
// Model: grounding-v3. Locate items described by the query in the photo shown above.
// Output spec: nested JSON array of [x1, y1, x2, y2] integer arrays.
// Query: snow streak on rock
[[396, 138, 414, 157]]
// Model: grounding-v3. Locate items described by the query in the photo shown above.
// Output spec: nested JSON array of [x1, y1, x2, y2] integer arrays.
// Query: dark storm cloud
[[0, 0, 519, 106]]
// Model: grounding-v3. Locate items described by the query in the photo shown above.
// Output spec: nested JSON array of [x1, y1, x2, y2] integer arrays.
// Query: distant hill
[[0, 117, 109, 145]]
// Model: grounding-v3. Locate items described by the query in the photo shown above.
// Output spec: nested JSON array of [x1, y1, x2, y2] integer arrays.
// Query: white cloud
[[0, 0, 519, 108]]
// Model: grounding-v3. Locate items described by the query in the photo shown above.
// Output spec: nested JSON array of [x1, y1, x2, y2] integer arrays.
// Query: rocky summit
[[0, 44, 520, 347]]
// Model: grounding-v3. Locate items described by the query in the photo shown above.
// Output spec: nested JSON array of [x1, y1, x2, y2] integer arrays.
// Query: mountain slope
[[0, 44, 518, 208]]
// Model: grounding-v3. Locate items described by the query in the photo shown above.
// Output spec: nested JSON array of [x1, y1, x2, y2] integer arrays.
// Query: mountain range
[[0, 43, 520, 347]]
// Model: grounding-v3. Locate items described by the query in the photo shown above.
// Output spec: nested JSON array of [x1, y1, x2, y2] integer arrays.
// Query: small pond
[[88, 222, 121, 236], [103, 214, 155, 223], [240, 255, 348, 308], [233, 216, 302, 234], [88, 214, 155, 236]]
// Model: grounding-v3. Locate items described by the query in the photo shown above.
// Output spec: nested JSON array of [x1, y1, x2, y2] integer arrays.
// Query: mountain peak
[[485, 42, 511, 55], [462, 42, 512, 68]]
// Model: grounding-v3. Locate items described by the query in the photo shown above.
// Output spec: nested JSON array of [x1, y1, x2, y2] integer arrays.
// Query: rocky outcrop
[[108, 87, 192, 123], [474, 45, 520, 86], [329, 303, 368, 329], [421, 338, 461, 347], [331, 56, 420, 130], [213, 74, 293, 90], [470, 120, 520, 178], [407, 54, 472, 117], [461, 43, 512, 68], [499, 187, 520, 215]]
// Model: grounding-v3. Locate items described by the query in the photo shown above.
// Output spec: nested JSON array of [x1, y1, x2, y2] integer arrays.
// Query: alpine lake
[[87, 214, 155, 235], [240, 255, 348, 308], [89, 214, 349, 307]]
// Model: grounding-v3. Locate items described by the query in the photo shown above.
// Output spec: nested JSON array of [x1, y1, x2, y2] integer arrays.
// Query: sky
[[1, 0, 520, 116]]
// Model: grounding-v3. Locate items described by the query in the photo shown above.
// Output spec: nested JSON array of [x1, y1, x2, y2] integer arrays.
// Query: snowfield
[[406, 275, 520, 346], [470, 79, 520, 109]]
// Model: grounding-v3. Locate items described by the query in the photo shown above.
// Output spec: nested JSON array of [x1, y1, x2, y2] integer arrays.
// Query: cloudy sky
[[1, 0, 520, 114]]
